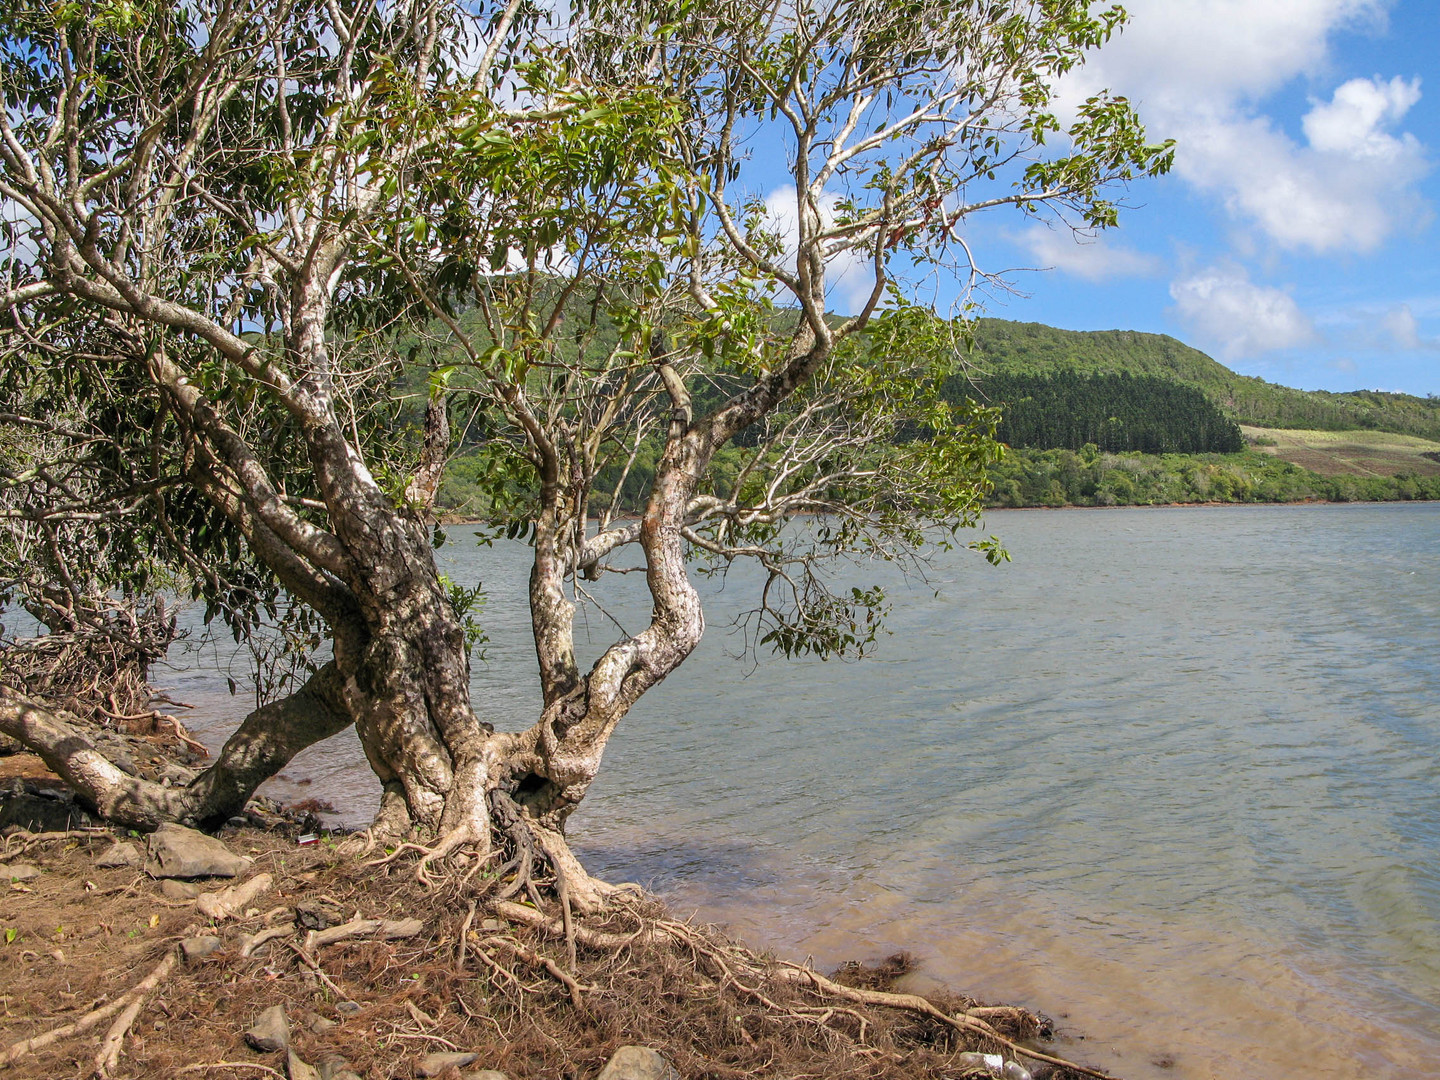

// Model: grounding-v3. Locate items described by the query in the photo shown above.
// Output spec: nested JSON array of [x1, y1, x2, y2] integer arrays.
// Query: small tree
[[0, 0, 1169, 901]]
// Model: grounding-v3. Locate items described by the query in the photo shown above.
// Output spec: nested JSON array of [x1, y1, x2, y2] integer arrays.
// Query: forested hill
[[964, 319, 1440, 440]]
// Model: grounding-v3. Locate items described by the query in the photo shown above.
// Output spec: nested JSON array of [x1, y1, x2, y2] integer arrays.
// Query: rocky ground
[[0, 749, 1114, 1080]]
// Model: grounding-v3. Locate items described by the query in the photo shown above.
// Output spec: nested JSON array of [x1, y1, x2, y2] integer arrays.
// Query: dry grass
[[1242, 425, 1440, 478], [0, 829, 1105, 1080]]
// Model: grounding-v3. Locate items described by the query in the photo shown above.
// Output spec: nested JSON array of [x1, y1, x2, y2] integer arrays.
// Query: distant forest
[[968, 319, 1440, 441], [949, 370, 1243, 454]]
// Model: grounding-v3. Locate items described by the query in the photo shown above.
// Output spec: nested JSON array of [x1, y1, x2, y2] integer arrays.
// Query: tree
[[0, 0, 1170, 901]]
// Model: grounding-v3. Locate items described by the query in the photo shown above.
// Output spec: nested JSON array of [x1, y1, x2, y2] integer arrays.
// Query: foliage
[[986, 446, 1440, 508]]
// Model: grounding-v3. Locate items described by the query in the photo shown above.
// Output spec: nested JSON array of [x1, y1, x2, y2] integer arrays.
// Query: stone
[[295, 901, 343, 930], [317, 1059, 353, 1080], [287, 1051, 321, 1080], [595, 1047, 679, 1080], [161, 879, 204, 900], [416, 1052, 479, 1077], [244, 1005, 291, 1053], [95, 841, 143, 869], [3, 864, 41, 883], [462, 1072, 513, 1080], [334, 1001, 362, 1015], [308, 1016, 338, 1035], [180, 935, 223, 962], [146, 823, 249, 879], [327, 1073, 362, 1080]]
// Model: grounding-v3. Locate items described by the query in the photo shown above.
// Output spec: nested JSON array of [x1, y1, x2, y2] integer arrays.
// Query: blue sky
[[966, 0, 1438, 396], [749, 0, 1437, 397]]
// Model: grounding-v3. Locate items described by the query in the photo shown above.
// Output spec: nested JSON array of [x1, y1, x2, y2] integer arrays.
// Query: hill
[[962, 319, 1440, 441]]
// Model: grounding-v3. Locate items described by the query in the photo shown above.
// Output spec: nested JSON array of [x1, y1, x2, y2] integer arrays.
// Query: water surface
[[169, 503, 1440, 1079]]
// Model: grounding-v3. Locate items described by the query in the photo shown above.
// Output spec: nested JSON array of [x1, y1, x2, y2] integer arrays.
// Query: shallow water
[[166, 503, 1440, 1079]]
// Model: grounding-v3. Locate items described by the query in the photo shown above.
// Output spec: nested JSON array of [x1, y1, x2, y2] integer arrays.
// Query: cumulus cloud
[[1059, 0, 1427, 255], [1304, 76, 1423, 159], [1018, 225, 1162, 282], [1169, 262, 1317, 358]]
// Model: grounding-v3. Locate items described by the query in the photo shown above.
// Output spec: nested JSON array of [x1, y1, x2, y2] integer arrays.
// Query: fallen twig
[[284, 942, 346, 998], [239, 925, 294, 958], [93, 948, 178, 1077], [175, 1063, 285, 1077], [0, 946, 173, 1067], [304, 916, 425, 951]]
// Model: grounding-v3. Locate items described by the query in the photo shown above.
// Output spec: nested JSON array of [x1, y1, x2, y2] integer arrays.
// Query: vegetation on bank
[[987, 444, 1440, 508]]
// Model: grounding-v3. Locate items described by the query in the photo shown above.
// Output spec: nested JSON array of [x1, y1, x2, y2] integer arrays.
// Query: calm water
[[167, 503, 1440, 1079]]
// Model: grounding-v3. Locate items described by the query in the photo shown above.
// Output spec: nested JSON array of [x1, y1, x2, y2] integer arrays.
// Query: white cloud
[[1060, 0, 1428, 255], [1018, 225, 1162, 282], [1303, 76, 1423, 159], [1173, 108, 1425, 253], [1061, 0, 1385, 108], [1380, 304, 1421, 349], [1169, 262, 1317, 358], [761, 185, 876, 313]]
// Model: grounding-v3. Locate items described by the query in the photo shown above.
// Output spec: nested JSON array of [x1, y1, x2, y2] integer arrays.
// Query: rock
[[327, 1072, 362, 1080], [196, 873, 273, 920], [416, 1052, 479, 1077], [146, 822, 249, 879], [316, 1059, 353, 1080], [334, 1001, 362, 1016], [462, 1072, 512, 1080], [4, 864, 41, 883], [296, 901, 343, 930], [95, 841, 144, 869], [308, 1016, 338, 1035], [161, 879, 205, 900], [595, 1047, 678, 1080], [244, 1005, 291, 1053], [180, 936, 223, 962], [287, 1051, 321, 1080]]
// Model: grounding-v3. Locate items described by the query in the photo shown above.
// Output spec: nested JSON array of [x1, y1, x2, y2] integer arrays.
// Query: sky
[[963, 0, 1438, 396], [758, 0, 1438, 398]]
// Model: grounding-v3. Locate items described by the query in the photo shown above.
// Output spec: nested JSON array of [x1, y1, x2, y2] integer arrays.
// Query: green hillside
[[963, 319, 1440, 440]]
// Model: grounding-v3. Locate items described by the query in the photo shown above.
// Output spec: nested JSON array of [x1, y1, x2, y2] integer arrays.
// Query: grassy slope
[[966, 319, 1440, 441], [1242, 425, 1440, 479]]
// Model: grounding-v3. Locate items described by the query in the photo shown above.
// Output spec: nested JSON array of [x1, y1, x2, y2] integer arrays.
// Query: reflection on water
[[164, 503, 1440, 1080]]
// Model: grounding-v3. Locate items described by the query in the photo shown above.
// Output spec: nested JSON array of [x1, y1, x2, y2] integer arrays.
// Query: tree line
[[951, 369, 1243, 454]]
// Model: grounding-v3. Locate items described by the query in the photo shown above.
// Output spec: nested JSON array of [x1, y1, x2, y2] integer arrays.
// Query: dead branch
[[239, 925, 294, 958], [303, 916, 425, 951], [92, 948, 179, 1078], [0, 944, 177, 1067]]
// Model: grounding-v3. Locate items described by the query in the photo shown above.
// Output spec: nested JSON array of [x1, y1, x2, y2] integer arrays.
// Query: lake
[[166, 502, 1440, 1080]]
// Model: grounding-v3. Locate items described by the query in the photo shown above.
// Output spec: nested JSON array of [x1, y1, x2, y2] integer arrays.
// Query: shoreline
[[440, 496, 1440, 527], [0, 765, 1109, 1080]]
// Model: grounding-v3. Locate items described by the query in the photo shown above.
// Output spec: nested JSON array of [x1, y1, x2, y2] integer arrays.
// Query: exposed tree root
[[0, 824, 1131, 1080]]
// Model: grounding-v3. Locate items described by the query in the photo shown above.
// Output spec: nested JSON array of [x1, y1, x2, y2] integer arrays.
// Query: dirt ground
[[0, 816, 1116, 1080]]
